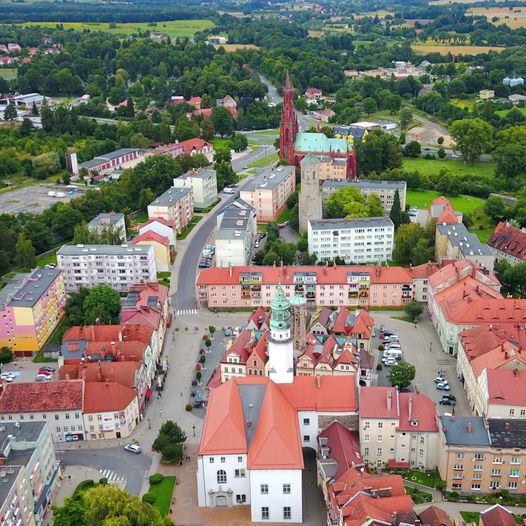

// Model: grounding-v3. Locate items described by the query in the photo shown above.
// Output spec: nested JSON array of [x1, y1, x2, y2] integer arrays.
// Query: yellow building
[[132, 231, 171, 272], [0, 268, 66, 355]]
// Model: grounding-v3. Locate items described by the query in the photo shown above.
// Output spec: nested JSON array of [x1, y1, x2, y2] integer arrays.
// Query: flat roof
[[309, 217, 394, 230], [0, 465, 22, 505], [88, 212, 124, 228], [179, 168, 216, 181], [57, 244, 152, 256], [242, 165, 294, 192], [322, 179, 406, 190], [0, 421, 47, 445], [149, 187, 191, 207], [79, 148, 142, 169], [0, 268, 61, 309], [439, 416, 490, 446]]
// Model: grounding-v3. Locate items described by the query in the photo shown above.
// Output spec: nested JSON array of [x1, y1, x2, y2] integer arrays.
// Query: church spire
[[279, 71, 299, 166]]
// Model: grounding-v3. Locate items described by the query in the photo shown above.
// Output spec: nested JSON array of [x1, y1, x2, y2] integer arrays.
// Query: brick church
[[279, 72, 357, 179]]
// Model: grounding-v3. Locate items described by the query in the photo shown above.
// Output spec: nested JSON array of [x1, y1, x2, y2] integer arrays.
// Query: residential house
[[309, 308, 334, 336], [330, 307, 374, 352], [312, 108, 335, 122], [479, 504, 517, 526], [148, 138, 213, 160], [139, 217, 176, 248], [132, 231, 171, 272], [479, 89, 495, 100], [189, 96, 202, 109], [147, 187, 193, 234], [0, 268, 66, 355], [87, 212, 126, 242], [173, 168, 218, 210], [477, 368, 526, 420], [418, 505, 454, 526], [304, 87, 322, 100], [56, 244, 157, 293], [215, 199, 257, 267], [359, 387, 439, 471], [488, 222, 526, 265], [240, 165, 296, 222], [170, 96, 184, 105], [0, 381, 85, 443]]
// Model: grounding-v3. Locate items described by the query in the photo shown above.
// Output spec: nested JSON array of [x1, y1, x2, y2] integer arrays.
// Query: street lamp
[[193, 425, 196, 437]]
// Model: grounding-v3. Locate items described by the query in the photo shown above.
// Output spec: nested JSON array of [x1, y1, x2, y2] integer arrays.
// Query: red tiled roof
[[480, 504, 516, 526], [83, 340, 148, 363], [58, 361, 140, 389], [489, 222, 526, 261], [319, 422, 362, 479], [197, 265, 414, 286], [418, 505, 453, 526], [123, 310, 161, 331], [63, 324, 153, 345], [83, 382, 137, 413], [221, 330, 252, 365], [132, 231, 169, 246], [486, 369, 526, 406], [179, 138, 212, 155], [0, 380, 84, 413], [140, 217, 174, 228], [359, 387, 399, 419]]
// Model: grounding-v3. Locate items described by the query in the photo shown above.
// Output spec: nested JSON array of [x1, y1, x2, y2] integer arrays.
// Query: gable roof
[[486, 369, 526, 407], [132, 231, 170, 246], [319, 421, 362, 480], [480, 504, 516, 526], [418, 505, 453, 526], [83, 382, 137, 413], [488, 222, 526, 261]]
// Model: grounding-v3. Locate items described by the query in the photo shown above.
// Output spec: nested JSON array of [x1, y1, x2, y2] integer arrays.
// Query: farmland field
[[468, 6, 526, 29], [412, 42, 505, 55], [23, 19, 215, 38], [213, 44, 260, 51], [403, 158, 497, 179]]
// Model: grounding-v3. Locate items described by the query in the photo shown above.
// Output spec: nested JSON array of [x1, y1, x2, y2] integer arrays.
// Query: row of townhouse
[[196, 262, 439, 309]]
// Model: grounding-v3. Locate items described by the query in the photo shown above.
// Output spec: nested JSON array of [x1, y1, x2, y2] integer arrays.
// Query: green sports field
[[403, 158, 496, 179]]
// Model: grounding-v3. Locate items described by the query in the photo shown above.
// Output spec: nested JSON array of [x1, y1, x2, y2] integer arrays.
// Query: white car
[[384, 358, 397, 366], [124, 443, 142, 454]]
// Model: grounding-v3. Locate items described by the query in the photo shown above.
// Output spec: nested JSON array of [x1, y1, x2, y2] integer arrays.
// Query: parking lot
[[372, 311, 470, 416], [1, 360, 57, 384], [0, 184, 84, 214]]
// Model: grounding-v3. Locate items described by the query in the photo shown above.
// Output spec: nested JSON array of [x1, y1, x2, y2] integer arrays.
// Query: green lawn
[[252, 128, 279, 135], [470, 226, 494, 243], [157, 271, 171, 287], [392, 316, 414, 323], [24, 19, 215, 38], [404, 486, 433, 504], [149, 476, 176, 517], [406, 190, 485, 214], [403, 158, 496, 179], [403, 470, 443, 488], [36, 252, 58, 268], [211, 138, 232, 150], [276, 207, 292, 224], [176, 215, 202, 240], [248, 152, 279, 169], [0, 68, 17, 80], [496, 106, 526, 118], [460, 511, 480, 523]]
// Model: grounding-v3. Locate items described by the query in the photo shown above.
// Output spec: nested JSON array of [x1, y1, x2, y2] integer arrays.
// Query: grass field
[[460, 511, 480, 524], [468, 6, 526, 29], [450, 98, 476, 111], [497, 106, 526, 118], [406, 189, 485, 214], [149, 476, 176, 517], [248, 152, 279, 169], [412, 42, 505, 55], [24, 19, 214, 38], [213, 44, 260, 52], [210, 138, 232, 150], [0, 68, 16, 80], [403, 158, 496, 179], [402, 470, 442, 489]]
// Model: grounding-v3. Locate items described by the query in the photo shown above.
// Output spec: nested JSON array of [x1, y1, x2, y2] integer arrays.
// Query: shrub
[[98, 478, 108, 485], [142, 493, 156, 504], [199, 355, 206, 364], [205, 339, 212, 348], [149, 473, 164, 485], [0, 347, 13, 364], [196, 371, 202, 381], [185, 403, 192, 411], [202, 334, 209, 341], [209, 326, 216, 334], [376, 363, 383, 371], [378, 344, 384, 351], [74, 480, 96, 496]]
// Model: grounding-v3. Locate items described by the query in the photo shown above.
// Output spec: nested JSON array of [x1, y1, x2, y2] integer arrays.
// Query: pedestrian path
[[99, 469, 127, 489], [174, 308, 198, 316]]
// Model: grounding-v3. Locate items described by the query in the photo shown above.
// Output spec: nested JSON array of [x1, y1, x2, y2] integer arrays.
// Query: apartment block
[[196, 263, 438, 309], [56, 244, 157, 292], [87, 212, 126, 242], [215, 199, 257, 267], [173, 168, 218, 210], [308, 217, 394, 264], [0, 421, 58, 525], [147, 187, 193, 234], [240, 165, 296, 222], [321, 179, 407, 213], [359, 387, 439, 471], [438, 416, 526, 494], [0, 268, 66, 355]]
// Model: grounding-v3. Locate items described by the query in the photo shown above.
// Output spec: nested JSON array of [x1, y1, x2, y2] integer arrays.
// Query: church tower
[[279, 72, 299, 166], [299, 154, 323, 232], [290, 293, 307, 357], [267, 286, 294, 384]]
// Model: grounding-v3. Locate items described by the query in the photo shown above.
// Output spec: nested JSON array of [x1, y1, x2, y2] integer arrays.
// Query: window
[[234, 469, 245, 478], [472, 473, 482, 480], [262, 507, 269, 520], [456, 453, 464, 460], [491, 469, 501, 476], [237, 456, 243, 462], [303, 418, 310, 425], [283, 484, 291, 494], [261, 484, 269, 494], [55, 415, 59, 420], [453, 465, 464, 471], [56, 426, 61, 432], [471, 483, 481, 490], [377, 435, 383, 442], [473, 465, 483, 471], [363, 421, 370, 430], [303, 435, 310, 442], [88, 415, 93, 422], [510, 409, 515, 416], [236, 494, 246, 504], [377, 448, 382, 456], [220, 457, 225, 463], [283, 507, 291, 520], [509, 482, 518, 489], [493, 457, 503, 464], [363, 434, 370, 442], [65, 414, 70, 420], [511, 457, 521, 465], [474, 453, 485, 461], [209, 457, 214, 463], [216, 470, 227, 484], [490, 481, 500, 490], [509, 469, 520, 478], [377, 422, 383, 429]]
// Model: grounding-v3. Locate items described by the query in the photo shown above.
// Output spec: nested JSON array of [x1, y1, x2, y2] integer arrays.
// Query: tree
[[437, 147, 446, 159], [494, 143, 526, 186], [14, 232, 36, 270], [53, 496, 87, 526], [404, 301, 424, 321], [484, 196, 508, 223], [230, 133, 248, 152], [4, 103, 17, 122], [212, 106, 234, 137], [200, 118, 214, 141], [32, 152, 61, 179], [325, 186, 383, 219], [65, 287, 90, 326], [83, 285, 121, 325], [0, 347, 13, 364], [366, 194, 384, 217], [387, 361, 416, 389], [389, 190, 403, 229], [449, 118, 493, 163], [392, 222, 434, 264], [399, 109, 412, 129], [403, 140, 421, 158], [262, 250, 280, 265], [152, 420, 187, 463], [19, 118, 34, 136]]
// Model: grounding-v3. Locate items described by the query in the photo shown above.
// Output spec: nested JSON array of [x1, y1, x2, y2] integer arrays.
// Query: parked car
[[35, 375, 51, 382], [436, 382, 450, 391], [39, 366, 55, 372], [225, 328, 232, 337], [124, 444, 142, 454], [442, 394, 456, 402], [38, 370, 53, 376], [439, 397, 456, 406], [434, 376, 446, 384], [384, 358, 397, 366]]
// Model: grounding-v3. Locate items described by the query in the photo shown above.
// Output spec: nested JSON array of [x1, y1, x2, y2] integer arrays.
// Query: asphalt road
[[61, 447, 151, 495]]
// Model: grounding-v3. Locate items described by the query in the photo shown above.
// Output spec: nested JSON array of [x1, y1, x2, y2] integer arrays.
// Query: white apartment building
[[321, 180, 407, 213], [215, 199, 257, 267], [0, 466, 35, 526], [308, 217, 394, 264], [147, 187, 193, 234], [173, 168, 218, 210], [87, 212, 126, 242], [57, 244, 156, 292]]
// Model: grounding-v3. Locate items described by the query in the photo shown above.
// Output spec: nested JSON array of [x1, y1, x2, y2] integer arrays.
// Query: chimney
[[467, 422, 473, 433], [229, 265, 233, 278], [387, 390, 392, 411], [408, 395, 413, 422], [316, 375, 321, 389]]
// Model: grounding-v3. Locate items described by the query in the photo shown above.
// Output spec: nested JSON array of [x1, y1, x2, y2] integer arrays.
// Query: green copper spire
[[270, 285, 291, 332]]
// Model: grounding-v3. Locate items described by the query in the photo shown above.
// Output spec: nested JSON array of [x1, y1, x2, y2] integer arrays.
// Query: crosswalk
[[174, 308, 198, 316], [99, 469, 127, 489]]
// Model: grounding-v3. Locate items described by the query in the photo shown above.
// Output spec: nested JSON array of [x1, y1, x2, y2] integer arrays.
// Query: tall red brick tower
[[279, 71, 299, 166]]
